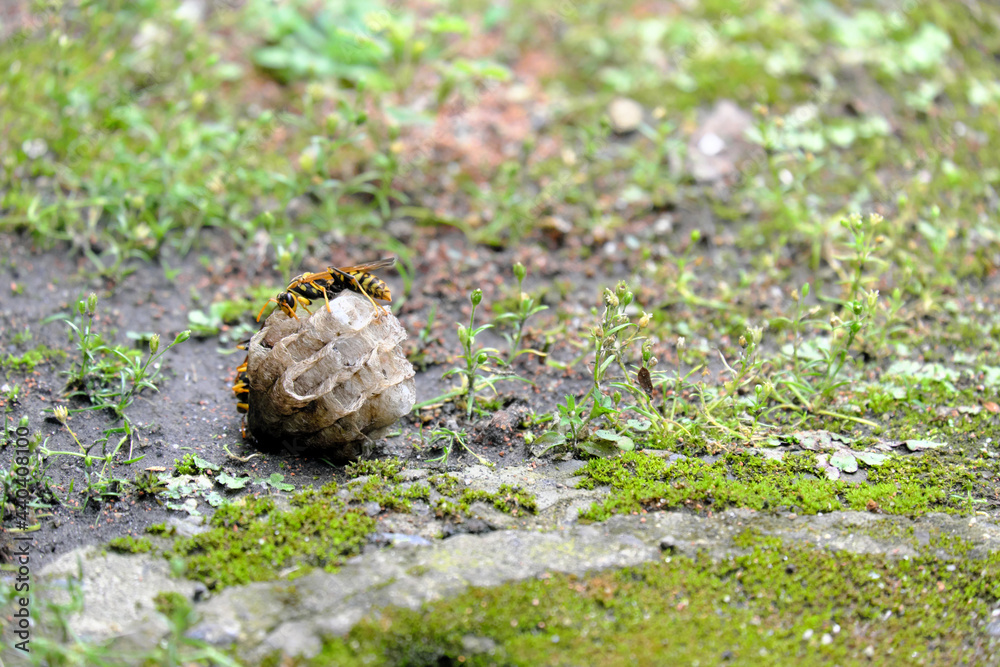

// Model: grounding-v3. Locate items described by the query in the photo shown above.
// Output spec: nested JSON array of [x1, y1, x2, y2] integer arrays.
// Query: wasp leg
[[295, 294, 316, 315], [303, 277, 332, 313]]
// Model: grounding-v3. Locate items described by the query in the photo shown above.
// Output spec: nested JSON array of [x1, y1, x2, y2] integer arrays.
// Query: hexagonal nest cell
[[244, 292, 416, 462]]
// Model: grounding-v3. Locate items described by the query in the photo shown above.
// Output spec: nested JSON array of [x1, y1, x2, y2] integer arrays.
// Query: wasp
[[232, 356, 249, 414], [257, 258, 396, 322]]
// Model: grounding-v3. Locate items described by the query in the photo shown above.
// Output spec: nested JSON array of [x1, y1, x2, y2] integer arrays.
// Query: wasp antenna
[[257, 298, 276, 322]]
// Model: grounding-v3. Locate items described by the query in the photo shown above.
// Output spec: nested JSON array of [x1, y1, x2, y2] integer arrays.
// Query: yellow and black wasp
[[257, 257, 396, 322], [232, 341, 250, 414], [232, 340, 251, 437]]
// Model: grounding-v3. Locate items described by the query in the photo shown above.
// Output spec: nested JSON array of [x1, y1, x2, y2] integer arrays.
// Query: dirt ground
[[2, 3, 1000, 661], [0, 221, 651, 568]]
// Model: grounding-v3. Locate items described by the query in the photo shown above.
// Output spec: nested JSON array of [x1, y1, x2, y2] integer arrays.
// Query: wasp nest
[[245, 293, 415, 461]]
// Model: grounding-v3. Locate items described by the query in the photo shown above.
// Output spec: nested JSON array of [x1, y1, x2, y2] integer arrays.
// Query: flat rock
[[12, 501, 1000, 664]]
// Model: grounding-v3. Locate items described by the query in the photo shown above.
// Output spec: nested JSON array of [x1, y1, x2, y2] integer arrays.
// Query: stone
[[608, 97, 644, 134]]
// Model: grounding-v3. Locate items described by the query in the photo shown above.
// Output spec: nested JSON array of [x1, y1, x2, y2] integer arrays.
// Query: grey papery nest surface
[[245, 292, 416, 461]]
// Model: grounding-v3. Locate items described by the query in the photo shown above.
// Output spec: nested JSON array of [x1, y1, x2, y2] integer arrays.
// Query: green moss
[[461, 484, 539, 516], [929, 533, 976, 557], [350, 476, 430, 513], [173, 454, 198, 476], [345, 458, 405, 481], [307, 530, 1000, 665], [107, 535, 154, 554], [152, 591, 189, 618], [428, 474, 462, 496], [1, 345, 66, 371], [173, 485, 375, 590], [578, 450, 987, 521], [433, 484, 538, 520], [172, 453, 218, 476], [145, 522, 174, 537], [343, 460, 430, 513]]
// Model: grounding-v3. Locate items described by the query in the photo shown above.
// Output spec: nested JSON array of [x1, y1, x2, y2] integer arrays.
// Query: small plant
[[132, 469, 169, 500], [61, 293, 191, 417], [713, 326, 767, 423], [60, 293, 104, 392], [0, 418, 58, 522], [1, 383, 22, 443], [432, 289, 525, 420], [45, 406, 137, 508], [261, 473, 295, 493], [767, 214, 886, 427], [536, 281, 666, 456], [493, 262, 548, 365], [1, 344, 66, 371], [174, 454, 219, 476], [654, 337, 704, 425], [447, 289, 495, 419], [424, 426, 492, 467], [38, 294, 192, 510]]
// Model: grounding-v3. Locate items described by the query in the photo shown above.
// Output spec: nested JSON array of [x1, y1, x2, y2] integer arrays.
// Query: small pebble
[[608, 97, 643, 134], [697, 132, 725, 156]]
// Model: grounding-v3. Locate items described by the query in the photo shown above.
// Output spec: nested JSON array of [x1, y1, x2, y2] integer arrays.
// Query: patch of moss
[[577, 450, 985, 521], [346, 458, 405, 480], [341, 461, 430, 512], [107, 535, 154, 554], [434, 484, 539, 519], [145, 522, 174, 537], [172, 454, 219, 476], [349, 475, 431, 513], [307, 530, 1000, 665], [174, 454, 200, 476], [1, 345, 66, 372], [173, 484, 375, 590], [462, 484, 539, 517], [152, 591, 189, 618], [428, 474, 462, 496]]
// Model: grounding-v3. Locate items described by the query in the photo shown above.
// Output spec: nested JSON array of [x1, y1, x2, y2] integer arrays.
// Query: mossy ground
[[578, 448, 998, 521], [304, 530, 1000, 666], [157, 464, 538, 591], [1, 0, 1000, 663]]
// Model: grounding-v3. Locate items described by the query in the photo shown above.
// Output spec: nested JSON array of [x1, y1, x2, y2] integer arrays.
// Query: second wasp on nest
[[235, 258, 415, 462]]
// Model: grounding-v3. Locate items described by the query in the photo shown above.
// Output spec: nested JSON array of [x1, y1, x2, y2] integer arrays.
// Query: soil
[[0, 224, 633, 569]]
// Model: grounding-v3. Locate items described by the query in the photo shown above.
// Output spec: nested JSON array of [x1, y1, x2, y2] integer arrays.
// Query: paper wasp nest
[[245, 293, 415, 461]]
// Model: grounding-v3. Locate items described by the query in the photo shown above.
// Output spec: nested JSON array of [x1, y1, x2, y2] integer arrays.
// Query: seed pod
[[245, 292, 416, 462]]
